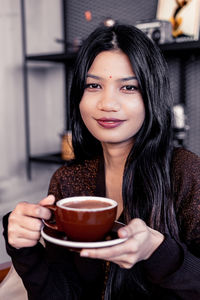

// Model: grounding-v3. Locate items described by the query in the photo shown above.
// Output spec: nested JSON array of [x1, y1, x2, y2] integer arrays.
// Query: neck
[[102, 141, 133, 171]]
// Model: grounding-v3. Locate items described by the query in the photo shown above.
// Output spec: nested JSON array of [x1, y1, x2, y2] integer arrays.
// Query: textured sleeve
[[3, 215, 82, 300], [142, 234, 200, 299], [142, 148, 200, 299]]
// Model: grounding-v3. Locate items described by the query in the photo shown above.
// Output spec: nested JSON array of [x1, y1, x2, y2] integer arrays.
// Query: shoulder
[[171, 147, 200, 201], [172, 146, 200, 163], [171, 148, 200, 249], [171, 147, 200, 194], [48, 157, 101, 199], [172, 147, 200, 177], [52, 157, 100, 180]]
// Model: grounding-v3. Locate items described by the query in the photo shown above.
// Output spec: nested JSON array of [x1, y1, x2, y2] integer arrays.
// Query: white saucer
[[41, 221, 127, 249]]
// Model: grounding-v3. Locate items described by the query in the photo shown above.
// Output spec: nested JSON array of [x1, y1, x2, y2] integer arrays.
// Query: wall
[[0, 0, 65, 264], [0, 0, 64, 183], [0, 1, 24, 180]]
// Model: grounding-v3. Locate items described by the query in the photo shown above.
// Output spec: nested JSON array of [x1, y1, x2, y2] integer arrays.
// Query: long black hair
[[70, 23, 179, 298]]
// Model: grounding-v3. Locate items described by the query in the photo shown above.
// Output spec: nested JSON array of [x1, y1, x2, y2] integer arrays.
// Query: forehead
[[88, 50, 134, 77]]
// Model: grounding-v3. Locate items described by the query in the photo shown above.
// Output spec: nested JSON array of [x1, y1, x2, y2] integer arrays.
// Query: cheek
[[138, 110, 145, 128], [128, 99, 145, 119], [139, 106, 146, 123], [79, 99, 91, 124]]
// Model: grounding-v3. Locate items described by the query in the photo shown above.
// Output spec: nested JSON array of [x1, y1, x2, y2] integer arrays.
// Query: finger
[[80, 239, 134, 260], [110, 250, 140, 268], [117, 227, 129, 239], [8, 216, 42, 243], [118, 218, 146, 238], [8, 223, 42, 248], [39, 195, 56, 220], [112, 256, 138, 269], [39, 195, 55, 206], [9, 237, 41, 249], [10, 226, 41, 241], [10, 215, 43, 232], [11, 202, 52, 220], [80, 247, 138, 269]]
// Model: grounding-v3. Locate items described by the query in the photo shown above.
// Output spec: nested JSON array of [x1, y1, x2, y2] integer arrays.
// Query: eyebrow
[[119, 76, 137, 82], [86, 74, 137, 81]]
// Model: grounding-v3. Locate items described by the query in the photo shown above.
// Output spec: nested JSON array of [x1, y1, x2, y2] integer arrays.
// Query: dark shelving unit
[[26, 52, 77, 63], [25, 51, 77, 171], [21, 0, 76, 179], [30, 152, 65, 164], [160, 40, 200, 55]]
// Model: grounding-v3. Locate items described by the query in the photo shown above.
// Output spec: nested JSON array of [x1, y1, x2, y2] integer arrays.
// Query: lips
[[96, 118, 125, 129]]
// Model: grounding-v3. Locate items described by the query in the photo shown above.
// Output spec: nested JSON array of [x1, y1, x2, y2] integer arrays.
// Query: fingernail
[[119, 228, 128, 238], [35, 207, 42, 216], [80, 251, 89, 257], [48, 195, 55, 201]]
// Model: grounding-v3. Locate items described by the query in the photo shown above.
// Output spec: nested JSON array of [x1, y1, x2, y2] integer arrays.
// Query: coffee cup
[[43, 196, 118, 242]]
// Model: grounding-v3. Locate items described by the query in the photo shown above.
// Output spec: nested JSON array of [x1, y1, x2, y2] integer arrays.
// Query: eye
[[85, 83, 101, 90], [121, 85, 139, 92]]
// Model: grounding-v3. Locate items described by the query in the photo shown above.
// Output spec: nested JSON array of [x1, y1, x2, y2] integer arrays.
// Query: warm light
[[103, 18, 115, 27], [85, 10, 92, 21]]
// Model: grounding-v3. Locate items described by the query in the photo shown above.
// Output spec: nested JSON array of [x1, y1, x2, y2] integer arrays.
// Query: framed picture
[[156, 0, 200, 41]]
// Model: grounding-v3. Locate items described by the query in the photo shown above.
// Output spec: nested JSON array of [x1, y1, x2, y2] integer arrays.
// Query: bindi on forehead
[[109, 75, 112, 79]]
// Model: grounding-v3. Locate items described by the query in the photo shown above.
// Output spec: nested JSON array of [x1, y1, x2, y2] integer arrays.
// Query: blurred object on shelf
[[85, 10, 92, 22], [61, 131, 74, 160], [173, 104, 189, 146], [157, 0, 200, 42], [72, 36, 83, 52], [55, 37, 82, 52], [103, 17, 116, 27], [135, 20, 173, 44]]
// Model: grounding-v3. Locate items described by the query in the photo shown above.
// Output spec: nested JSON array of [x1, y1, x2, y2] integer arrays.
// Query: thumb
[[118, 227, 129, 238], [39, 194, 56, 206]]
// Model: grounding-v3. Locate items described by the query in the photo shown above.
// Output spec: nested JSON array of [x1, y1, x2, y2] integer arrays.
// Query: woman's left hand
[[80, 218, 164, 269]]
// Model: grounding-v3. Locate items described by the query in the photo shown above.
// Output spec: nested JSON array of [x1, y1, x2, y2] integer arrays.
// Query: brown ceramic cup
[[43, 196, 118, 242]]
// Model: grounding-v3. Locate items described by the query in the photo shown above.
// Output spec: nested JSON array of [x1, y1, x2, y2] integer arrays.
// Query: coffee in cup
[[44, 196, 118, 242]]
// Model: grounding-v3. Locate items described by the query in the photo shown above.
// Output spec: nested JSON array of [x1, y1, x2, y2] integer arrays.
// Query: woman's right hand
[[7, 195, 55, 249]]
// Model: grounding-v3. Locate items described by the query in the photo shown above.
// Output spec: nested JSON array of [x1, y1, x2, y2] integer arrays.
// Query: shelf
[[26, 52, 77, 64], [25, 39, 200, 64], [30, 152, 66, 164], [160, 40, 200, 56], [25, 40, 200, 65]]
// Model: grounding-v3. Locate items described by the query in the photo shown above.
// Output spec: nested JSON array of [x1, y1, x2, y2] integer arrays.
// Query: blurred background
[[0, 0, 200, 264]]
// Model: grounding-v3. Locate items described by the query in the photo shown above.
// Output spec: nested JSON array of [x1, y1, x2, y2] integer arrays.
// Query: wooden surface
[[0, 262, 11, 283]]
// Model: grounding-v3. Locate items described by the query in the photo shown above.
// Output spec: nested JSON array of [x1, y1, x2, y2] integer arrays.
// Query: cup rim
[[57, 196, 118, 211]]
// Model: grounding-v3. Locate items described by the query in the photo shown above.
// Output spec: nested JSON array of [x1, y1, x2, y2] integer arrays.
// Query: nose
[[97, 88, 120, 112]]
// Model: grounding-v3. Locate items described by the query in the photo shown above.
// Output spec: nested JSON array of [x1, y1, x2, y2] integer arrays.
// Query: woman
[[3, 23, 200, 299]]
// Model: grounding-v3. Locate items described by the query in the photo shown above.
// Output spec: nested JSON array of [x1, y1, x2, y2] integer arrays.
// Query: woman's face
[[79, 50, 145, 147]]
